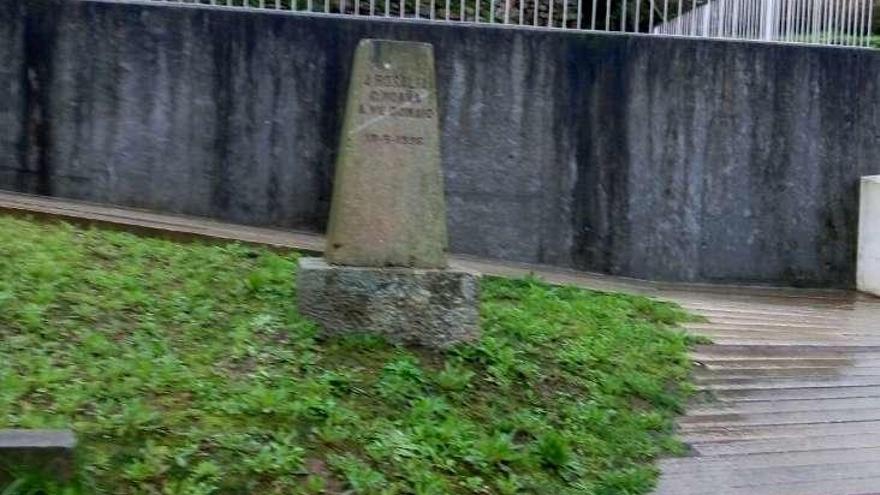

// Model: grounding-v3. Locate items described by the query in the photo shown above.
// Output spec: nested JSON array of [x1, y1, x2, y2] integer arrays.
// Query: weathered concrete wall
[[2, 0, 880, 287]]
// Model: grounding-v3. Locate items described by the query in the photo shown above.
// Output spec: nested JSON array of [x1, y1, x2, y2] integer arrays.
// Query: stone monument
[[297, 39, 480, 348]]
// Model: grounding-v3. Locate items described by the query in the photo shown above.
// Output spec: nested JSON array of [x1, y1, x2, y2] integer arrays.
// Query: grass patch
[[0, 215, 696, 494]]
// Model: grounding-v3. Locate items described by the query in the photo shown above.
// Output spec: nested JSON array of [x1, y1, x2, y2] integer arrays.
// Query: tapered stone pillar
[[297, 39, 479, 348]]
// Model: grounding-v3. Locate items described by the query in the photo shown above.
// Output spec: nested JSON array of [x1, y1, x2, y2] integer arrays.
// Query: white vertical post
[[858, 176, 880, 297]]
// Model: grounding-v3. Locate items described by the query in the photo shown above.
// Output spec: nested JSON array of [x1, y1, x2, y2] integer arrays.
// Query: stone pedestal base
[[296, 257, 480, 348], [859, 176, 880, 297], [0, 429, 76, 484]]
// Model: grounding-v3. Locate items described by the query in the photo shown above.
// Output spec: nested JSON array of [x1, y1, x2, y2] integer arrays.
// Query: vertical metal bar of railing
[[829, 0, 843, 44], [868, 0, 875, 46], [861, 0, 868, 45], [782, 0, 793, 41], [855, 0, 862, 45], [577, 0, 583, 28], [721, 0, 728, 37], [592, 0, 598, 28], [851, 0, 857, 44], [846, 0, 857, 45], [749, 0, 756, 38], [605, 0, 612, 29], [675, 0, 682, 34], [634, 0, 640, 31], [851, 0, 858, 44], [824, 0, 832, 44], [732, 0, 740, 37], [828, 0, 834, 43], [855, 0, 862, 44], [662, 0, 668, 30]]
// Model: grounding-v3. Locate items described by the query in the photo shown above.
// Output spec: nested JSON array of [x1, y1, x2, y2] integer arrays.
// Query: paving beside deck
[[2, 190, 879, 495]]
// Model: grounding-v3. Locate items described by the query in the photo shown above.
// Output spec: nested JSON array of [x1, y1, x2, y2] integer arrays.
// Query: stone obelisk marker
[[297, 39, 479, 348], [325, 40, 447, 269]]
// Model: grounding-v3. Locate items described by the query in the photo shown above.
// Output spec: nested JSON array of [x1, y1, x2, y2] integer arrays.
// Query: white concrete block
[[858, 176, 880, 297]]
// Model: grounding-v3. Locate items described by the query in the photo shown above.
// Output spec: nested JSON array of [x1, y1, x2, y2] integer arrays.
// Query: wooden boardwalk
[[2, 190, 880, 495], [653, 289, 880, 495]]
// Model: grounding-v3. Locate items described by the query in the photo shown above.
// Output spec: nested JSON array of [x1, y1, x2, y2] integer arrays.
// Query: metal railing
[[653, 0, 875, 45], [147, 0, 875, 46]]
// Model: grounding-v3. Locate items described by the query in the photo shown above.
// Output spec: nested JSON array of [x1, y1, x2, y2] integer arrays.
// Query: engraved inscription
[[364, 133, 425, 146], [357, 68, 435, 147]]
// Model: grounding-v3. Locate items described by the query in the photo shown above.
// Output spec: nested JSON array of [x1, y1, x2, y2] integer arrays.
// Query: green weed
[[0, 215, 695, 494]]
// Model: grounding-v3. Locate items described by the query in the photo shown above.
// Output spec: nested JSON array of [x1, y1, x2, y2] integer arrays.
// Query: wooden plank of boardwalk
[[2, 190, 880, 495]]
